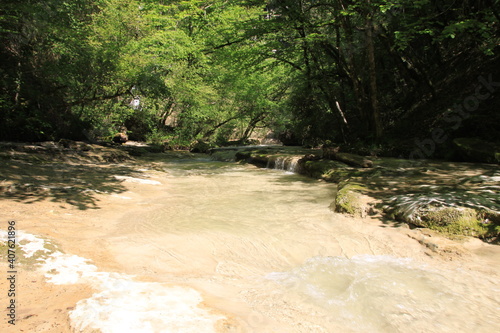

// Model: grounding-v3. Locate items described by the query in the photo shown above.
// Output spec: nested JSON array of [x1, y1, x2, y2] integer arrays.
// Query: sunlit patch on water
[[267, 255, 500, 332]]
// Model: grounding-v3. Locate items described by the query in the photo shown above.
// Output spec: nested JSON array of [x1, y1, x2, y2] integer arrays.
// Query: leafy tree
[[1, 0, 498, 150]]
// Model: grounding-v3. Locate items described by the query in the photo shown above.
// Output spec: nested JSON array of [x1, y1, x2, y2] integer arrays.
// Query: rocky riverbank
[[1, 141, 499, 332], [2, 141, 499, 242], [220, 146, 500, 243]]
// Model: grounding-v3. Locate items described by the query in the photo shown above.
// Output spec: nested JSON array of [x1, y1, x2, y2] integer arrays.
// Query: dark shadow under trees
[[0, 144, 142, 210]]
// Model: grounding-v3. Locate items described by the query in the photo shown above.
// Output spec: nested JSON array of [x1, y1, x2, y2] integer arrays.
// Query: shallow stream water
[[71, 156, 497, 332]]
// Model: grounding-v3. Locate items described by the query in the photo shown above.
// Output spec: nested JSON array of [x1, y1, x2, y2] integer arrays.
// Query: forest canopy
[[1, 0, 499, 156]]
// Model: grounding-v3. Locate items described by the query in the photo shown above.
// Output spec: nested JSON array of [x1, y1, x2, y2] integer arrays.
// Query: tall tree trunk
[[14, 61, 21, 107], [338, 0, 368, 133], [365, 11, 382, 141]]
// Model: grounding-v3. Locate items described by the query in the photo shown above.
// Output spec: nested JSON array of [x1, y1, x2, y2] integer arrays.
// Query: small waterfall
[[268, 156, 302, 173], [287, 157, 300, 172]]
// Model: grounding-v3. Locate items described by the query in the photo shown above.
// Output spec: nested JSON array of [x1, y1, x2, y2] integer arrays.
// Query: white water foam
[[114, 175, 161, 185], [267, 255, 499, 332], [41, 251, 99, 285], [70, 280, 224, 333], [1, 231, 225, 332], [17, 231, 52, 257], [0, 230, 52, 258]]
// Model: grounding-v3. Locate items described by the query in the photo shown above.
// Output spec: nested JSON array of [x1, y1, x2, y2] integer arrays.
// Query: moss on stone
[[420, 207, 486, 236], [385, 192, 500, 239], [235, 151, 251, 161], [324, 168, 366, 182], [423, 207, 500, 239], [302, 160, 350, 179], [333, 181, 369, 218], [249, 154, 271, 167]]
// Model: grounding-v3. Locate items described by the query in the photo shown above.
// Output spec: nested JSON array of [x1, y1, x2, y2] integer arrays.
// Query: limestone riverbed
[[0, 144, 499, 332]]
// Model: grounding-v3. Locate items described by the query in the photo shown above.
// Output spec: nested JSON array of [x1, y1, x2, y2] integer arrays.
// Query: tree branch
[[67, 86, 134, 107], [267, 54, 303, 71]]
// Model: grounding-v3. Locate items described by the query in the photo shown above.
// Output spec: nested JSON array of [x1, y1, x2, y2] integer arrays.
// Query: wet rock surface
[[231, 146, 500, 241], [2, 142, 498, 240], [1, 142, 499, 333]]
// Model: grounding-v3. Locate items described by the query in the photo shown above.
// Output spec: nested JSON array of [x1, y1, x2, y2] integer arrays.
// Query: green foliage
[[0, 0, 498, 146]]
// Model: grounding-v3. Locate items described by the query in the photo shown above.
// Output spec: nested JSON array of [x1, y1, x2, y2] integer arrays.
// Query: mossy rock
[[323, 168, 366, 183], [249, 154, 271, 167], [453, 137, 500, 164], [112, 133, 128, 144], [302, 159, 350, 180], [384, 193, 500, 239], [235, 151, 252, 161], [332, 181, 370, 218], [421, 207, 486, 236]]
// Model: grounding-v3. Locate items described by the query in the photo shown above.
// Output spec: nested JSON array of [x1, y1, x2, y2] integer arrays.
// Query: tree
[[1, 0, 498, 149]]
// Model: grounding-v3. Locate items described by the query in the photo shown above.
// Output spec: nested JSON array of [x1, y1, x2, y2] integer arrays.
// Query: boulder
[[332, 180, 372, 218], [302, 159, 351, 180], [322, 145, 340, 159], [112, 133, 128, 144], [248, 154, 270, 167], [384, 192, 500, 239]]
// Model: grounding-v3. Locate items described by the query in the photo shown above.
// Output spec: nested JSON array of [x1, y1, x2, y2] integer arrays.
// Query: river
[[3, 153, 499, 332], [81, 156, 499, 332]]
